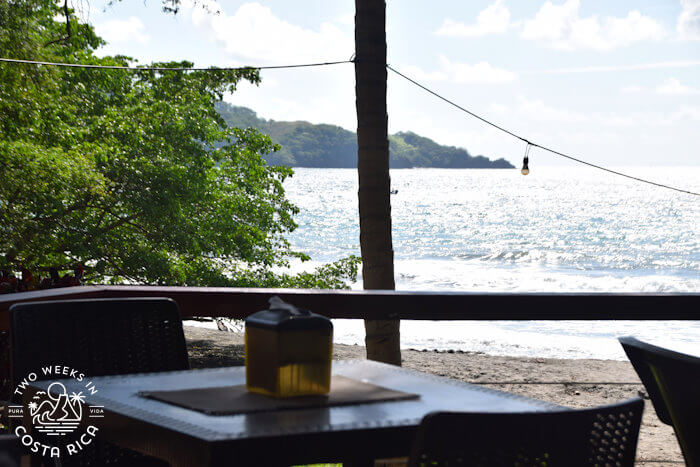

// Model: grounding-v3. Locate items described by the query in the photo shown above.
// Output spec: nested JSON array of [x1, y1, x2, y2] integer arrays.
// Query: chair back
[[619, 336, 700, 467], [8, 298, 185, 467], [408, 398, 643, 467], [10, 298, 189, 389], [0, 434, 21, 467]]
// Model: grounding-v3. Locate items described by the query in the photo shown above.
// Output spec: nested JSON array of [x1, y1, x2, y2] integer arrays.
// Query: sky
[[81, 0, 700, 168]]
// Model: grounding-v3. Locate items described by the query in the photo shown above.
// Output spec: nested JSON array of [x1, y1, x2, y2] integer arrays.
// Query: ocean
[[281, 166, 700, 360]]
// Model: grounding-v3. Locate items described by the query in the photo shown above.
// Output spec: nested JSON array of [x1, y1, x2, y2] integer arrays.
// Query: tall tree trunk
[[355, 0, 401, 366]]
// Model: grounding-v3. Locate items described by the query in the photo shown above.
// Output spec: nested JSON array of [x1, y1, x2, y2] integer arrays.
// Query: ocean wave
[[279, 167, 700, 359]]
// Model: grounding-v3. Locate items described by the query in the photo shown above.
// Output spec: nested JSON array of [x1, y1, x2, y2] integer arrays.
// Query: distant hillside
[[216, 103, 514, 169]]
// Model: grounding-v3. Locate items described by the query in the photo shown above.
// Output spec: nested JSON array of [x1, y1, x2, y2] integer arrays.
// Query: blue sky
[[84, 0, 700, 167]]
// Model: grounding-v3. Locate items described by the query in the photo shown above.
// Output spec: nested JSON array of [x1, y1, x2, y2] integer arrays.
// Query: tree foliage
[[0, 0, 359, 288], [217, 103, 514, 169]]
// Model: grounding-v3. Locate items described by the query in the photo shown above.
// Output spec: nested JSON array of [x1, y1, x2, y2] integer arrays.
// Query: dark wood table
[[27, 360, 559, 466]]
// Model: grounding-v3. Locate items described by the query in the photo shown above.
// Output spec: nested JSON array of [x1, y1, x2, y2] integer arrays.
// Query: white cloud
[[335, 14, 355, 27], [187, 2, 352, 64], [226, 64, 357, 131], [678, 0, 700, 40], [398, 56, 517, 85], [516, 95, 589, 123], [621, 84, 644, 93], [401, 65, 448, 82], [521, 0, 665, 51], [670, 105, 700, 121], [531, 60, 700, 74], [498, 94, 700, 130], [96, 17, 150, 45], [656, 78, 699, 95], [605, 11, 665, 45], [600, 114, 639, 127], [436, 1, 511, 37], [489, 103, 509, 113], [438, 55, 518, 84]]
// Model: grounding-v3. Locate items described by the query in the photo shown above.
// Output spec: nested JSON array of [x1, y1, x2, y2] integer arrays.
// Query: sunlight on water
[[282, 167, 700, 359]]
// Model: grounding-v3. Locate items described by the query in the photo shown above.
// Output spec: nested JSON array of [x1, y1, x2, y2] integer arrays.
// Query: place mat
[[139, 375, 419, 415]]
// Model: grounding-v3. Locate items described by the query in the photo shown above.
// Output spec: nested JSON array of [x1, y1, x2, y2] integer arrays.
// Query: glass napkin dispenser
[[245, 296, 333, 397]]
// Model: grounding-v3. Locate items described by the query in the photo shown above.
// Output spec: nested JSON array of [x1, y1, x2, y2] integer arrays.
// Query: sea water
[[282, 166, 700, 360]]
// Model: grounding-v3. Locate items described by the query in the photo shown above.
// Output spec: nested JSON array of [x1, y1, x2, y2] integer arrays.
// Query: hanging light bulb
[[521, 143, 531, 175], [521, 157, 529, 175]]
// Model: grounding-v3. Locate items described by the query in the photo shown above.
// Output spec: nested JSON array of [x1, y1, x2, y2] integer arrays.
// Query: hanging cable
[[387, 64, 699, 196], [0, 57, 353, 71], [2, 55, 697, 196]]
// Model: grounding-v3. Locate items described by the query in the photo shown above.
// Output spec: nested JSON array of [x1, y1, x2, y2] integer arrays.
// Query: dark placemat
[[139, 375, 419, 415]]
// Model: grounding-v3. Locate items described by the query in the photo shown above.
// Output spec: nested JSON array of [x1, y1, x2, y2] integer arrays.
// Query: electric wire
[[387, 64, 700, 196], [1, 55, 697, 196], [0, 57, 353, 71]]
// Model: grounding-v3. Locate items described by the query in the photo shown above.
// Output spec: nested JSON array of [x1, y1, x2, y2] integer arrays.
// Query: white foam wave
[[257, 167, 700, 359]]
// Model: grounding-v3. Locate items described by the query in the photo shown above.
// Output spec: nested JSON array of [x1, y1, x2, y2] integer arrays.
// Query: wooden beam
[[1, 286, 698, 332]]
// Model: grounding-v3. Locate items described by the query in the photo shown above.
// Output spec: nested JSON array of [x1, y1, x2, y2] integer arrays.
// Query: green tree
[[0, 0, 359, 288]]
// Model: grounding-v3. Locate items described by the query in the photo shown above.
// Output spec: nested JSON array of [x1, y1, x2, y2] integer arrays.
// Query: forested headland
[[217, 103, 514, 169]]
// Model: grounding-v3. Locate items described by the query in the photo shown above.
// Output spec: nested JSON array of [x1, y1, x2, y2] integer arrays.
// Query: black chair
[[619, 336, 700, 467], [0, 435, 21, 467], [10, 298, 190, 466], [408, 398, 644, 467]]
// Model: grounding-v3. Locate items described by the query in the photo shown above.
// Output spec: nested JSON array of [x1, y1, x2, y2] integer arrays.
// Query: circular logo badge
[[6, 367, 103, 459]]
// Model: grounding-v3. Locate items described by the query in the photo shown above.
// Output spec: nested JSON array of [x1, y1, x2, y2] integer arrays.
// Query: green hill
[[216, 102, 514, 169]]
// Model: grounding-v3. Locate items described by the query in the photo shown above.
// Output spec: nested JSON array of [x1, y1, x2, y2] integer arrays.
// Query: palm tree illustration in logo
[[30, 382, 84, 435]]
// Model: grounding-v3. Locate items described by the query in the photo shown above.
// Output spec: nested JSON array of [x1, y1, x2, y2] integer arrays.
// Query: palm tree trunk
[[355, 0, 401, 366]]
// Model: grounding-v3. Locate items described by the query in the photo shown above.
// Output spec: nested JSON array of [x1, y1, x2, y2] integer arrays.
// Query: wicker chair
[[10, 297, 190, 467], [620, 336, 700, 467], [408, 398, 644, 467], [0, 434, 21, 467]]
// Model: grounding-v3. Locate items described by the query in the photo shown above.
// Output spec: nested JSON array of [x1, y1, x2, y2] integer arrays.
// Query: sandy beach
[[184, 326, 684, 465]]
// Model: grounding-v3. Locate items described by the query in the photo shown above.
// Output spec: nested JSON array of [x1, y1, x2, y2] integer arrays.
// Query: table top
[[29, 360, 561, 465], [32, 360, 557, 442]]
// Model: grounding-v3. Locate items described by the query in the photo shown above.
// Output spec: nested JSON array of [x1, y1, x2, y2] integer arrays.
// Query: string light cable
[[386, 64, 699, 197], [0, 57, 353, 71], [1, 55, 697, 196]]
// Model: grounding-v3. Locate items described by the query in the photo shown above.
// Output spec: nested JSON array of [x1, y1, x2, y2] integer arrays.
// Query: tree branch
[[44, 0, 72, 46]]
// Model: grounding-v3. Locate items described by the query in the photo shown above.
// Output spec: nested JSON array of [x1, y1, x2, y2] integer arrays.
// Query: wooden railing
[[1, 285, 698, 332], [0, 285, 698, 401]]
